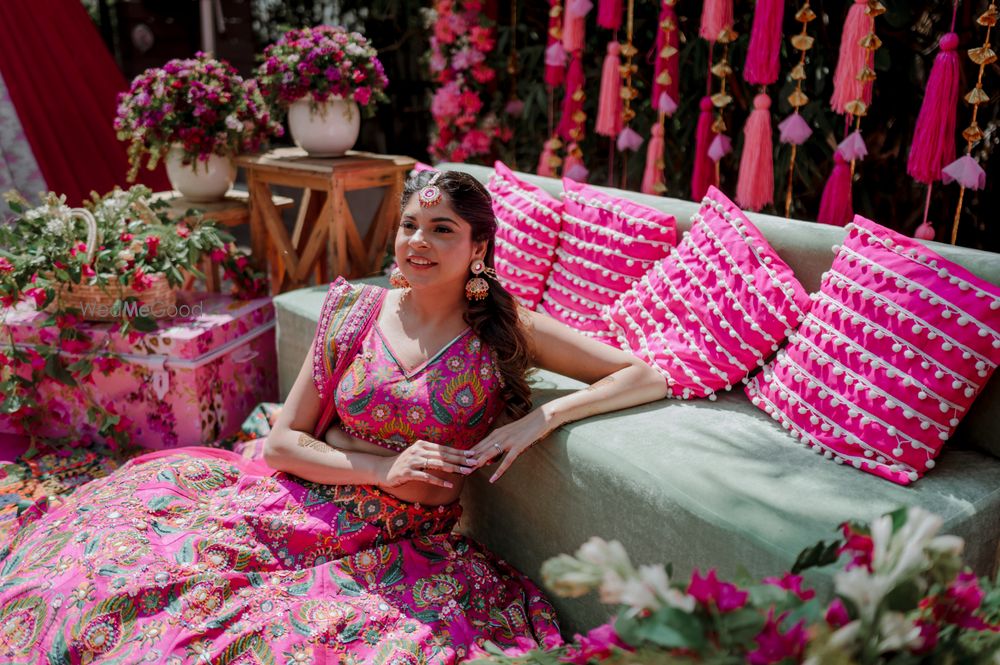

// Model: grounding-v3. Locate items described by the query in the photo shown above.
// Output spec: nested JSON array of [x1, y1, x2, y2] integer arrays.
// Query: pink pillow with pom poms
[[541, 178, 676, 342], [487, 161, 563, 310], [604, 186, 810, 398], [746, 215, 1000, 485]]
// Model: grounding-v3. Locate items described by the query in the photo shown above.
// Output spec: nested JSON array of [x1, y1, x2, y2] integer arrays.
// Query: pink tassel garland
[[699, 0, 734, 43], [563, 0, 592, 54], [556, 57, 586, 142], [907, 32, 961, 184], [545, 43, 568, 88], [831, 0, 873, 114], [691, 96, 717, 200], [653, 2, 680, 113], [537, 138, 561, 177], [595, 42, 623, 137], [817, 154, 853, 227], [642, 124, 665, 195], [597, 0, 622, 30], [736, 94, 774, 211], [744, 0, 785, 85]]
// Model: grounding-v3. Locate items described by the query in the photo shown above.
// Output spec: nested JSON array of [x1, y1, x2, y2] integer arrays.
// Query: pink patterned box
[[0, 292, 277, 450]]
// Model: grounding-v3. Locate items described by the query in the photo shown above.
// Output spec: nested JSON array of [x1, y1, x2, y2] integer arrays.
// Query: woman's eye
[[401, 221, 416, 230], [435, 226, 453, 233]]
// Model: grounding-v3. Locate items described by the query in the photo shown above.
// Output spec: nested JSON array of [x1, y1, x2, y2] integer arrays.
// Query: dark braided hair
[[400, 170, 534, 419]]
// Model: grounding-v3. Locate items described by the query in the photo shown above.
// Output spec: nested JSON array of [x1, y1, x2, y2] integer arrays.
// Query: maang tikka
[[418, 172, 443, 207]]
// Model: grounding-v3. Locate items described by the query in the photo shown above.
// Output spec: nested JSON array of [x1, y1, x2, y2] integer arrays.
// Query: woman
[[0, 171, 667, 663]]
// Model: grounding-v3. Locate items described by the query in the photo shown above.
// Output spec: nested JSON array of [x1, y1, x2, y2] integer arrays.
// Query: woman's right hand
[[376, 440, 476, 489]]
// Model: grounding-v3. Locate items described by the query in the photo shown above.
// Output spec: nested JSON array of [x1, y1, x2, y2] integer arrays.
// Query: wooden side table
[[236, 148, 416, 293], [151, 189, 294, 291]]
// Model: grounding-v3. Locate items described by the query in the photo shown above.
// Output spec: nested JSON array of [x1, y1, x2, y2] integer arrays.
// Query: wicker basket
[[47, 208, 176, 322]]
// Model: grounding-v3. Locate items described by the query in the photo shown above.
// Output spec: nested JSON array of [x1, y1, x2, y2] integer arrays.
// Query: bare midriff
[[324, 425, 465, 506]]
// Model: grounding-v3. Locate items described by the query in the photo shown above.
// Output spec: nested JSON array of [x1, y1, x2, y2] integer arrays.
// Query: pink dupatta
[[311, 277, 387, 439]]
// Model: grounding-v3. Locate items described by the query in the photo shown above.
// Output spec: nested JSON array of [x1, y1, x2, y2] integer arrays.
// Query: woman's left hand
[[466, 405, 559, 483]]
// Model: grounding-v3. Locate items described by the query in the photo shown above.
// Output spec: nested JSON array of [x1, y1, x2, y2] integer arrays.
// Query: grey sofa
[[271, 163, 1000, 634]]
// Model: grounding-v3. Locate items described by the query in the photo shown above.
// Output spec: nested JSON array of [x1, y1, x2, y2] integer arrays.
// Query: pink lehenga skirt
[[0, 446, 561, 664]]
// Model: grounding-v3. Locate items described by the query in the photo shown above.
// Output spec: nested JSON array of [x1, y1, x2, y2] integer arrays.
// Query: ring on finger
[[421, 460, 428, 472], [493, 443, 502, 455]]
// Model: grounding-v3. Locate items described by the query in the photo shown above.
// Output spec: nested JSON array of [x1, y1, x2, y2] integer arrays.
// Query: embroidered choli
[[333, 319, 506, 452]]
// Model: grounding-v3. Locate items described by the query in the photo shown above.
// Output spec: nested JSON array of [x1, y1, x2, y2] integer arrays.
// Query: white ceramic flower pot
[[165, 148, 236, 202], [287, 97, 361, 157]]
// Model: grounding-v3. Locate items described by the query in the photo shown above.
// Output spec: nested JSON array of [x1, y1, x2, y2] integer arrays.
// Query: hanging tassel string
[[617, 0, 640, 189], [782, 2, 816, 218], [948, 1, 996, 244]]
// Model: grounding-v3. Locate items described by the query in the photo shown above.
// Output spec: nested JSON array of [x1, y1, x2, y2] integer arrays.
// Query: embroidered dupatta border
[[311, 277, 386, 438]]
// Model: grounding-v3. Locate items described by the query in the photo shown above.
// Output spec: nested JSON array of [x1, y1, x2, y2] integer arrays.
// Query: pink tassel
[[653, 2, 680, 110], [914, 220, 936, 240], [907, 32, 960, 184], [616, 126, 643, 152], [597, 0, 622, 30], [699, 0, 733, 42], [831, 0, 873, 114], [708, 134, 732, 162], [837, 130, 868, 162], [556, 57, 586, 142], [564, 144, 588, 182], [736, 94, 774, 211], [537, 138, 562, 177], [691, 96, 716, 200], [817, 154, 853, 227], [942, 155, 987, 190], [744, 0, 785, 85], [641, 124, 665, 195], [563, 0, 592, 54], [778, 113, 813, 145], [595, 42, 623, 137], [657, 92, 678, 115]]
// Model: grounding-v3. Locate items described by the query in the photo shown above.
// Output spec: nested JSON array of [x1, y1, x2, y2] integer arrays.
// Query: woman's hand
[[466, 405, 559, 483], [376, 440, 476, 489]]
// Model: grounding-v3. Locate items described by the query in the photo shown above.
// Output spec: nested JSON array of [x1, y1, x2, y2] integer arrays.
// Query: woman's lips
[[406, 257, 437, 269]]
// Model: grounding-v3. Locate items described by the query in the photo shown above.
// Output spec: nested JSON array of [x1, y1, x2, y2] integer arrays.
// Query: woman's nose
[[409, 228, 429, 247]]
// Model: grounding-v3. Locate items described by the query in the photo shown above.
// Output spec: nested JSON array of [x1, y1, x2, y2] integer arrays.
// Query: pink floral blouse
[[334, 320, 506, 452]]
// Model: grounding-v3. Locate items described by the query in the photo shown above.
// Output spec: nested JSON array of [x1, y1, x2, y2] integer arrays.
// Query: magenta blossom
[[562, 622, 632, 664], [748, 611, 808, 665], [687, 569, 749, 613], [763, 573, 815, 601], [825, 598, 851, 628], [838, 522, 874, 571]]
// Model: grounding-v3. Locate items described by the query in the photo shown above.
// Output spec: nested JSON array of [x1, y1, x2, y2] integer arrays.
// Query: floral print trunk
[[0, 447, 561, 664]]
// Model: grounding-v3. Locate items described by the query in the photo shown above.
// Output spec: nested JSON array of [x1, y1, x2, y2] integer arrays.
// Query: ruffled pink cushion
[[605, 186, 810, 398], [746, 215, 1000, 485], [488, 161, 562, 309], [541, 178, 676, 342]]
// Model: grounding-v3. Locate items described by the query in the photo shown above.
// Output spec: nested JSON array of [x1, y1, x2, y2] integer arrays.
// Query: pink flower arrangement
[[425, 0, 510, 162], [472, 507, 1000, 664], [255, 25, 389, 117], [115, 53, 282, 180]]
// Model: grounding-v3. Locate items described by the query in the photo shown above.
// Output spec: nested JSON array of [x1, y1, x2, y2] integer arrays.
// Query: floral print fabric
[[0, 446, 561, 663], [335, 322, 506, 453]]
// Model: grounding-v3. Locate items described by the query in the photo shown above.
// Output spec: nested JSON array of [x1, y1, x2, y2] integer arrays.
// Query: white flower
[[576, 537, 632, 574], [834, 566, 888, 622], [876, 612, 922, 653], [619, 577, 657, 614], [43, 217, 66, 235], [224, 113, 242, 131], [598, 569, 626, 605], [117, 249, 135, 263]]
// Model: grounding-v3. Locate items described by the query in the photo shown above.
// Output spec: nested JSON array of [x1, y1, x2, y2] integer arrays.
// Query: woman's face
[[394, 194, 486, 293]]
